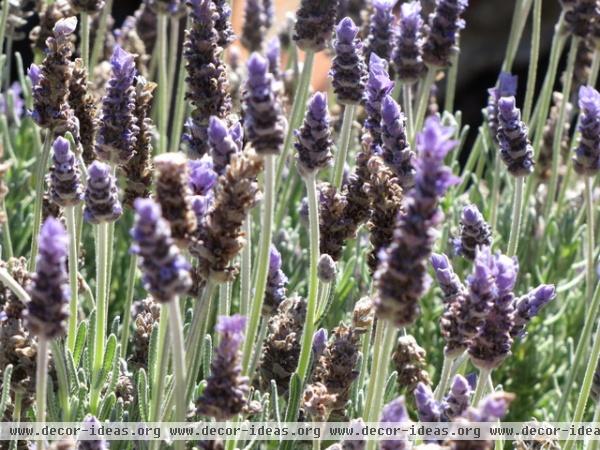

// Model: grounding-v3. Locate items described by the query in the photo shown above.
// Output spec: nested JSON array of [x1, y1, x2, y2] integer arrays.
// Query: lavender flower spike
[[392, 1, 426, 84], [78, 415, 108, 449], [375, 117, 459, 327], [241, 0, 265, 52], [443, 374, 472, 420], [423, 0, 469, 68], [365, 53, 395, 147], [266, 37, 281, 79], [49, 136, 84, 207], [25, 217, 70, 339], [381, 95, 415, 189], [84, 161, 123, 224], [293, 0, 338, 52], [512, 284, 556, 338], [431, 253, 464, 301], [263, 245, 289, 316], [454, 204, 492, 261], [573, 86, 600, 176], [414, 382, 442, 423], [196, 314, 249, 420], [380, 397, 410, 450], [294, 91, 333, 176], [188, 155, 218, 220], [364, 0, 395, 66], [487, 72, 518, 143], [208, 116, 242, 175], [330, 17, 368, 106], [131, 199, 192, 303], [244, 53, 286, 155], [96, 46, 139, 164], [497, 96, 534, 177]]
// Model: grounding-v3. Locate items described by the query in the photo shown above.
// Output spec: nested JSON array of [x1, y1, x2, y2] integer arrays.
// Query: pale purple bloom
[[50, 136, 84, 207], [208, 116, 241, 174], [423, 0, 469, 68], [264, 245, 288, 315], [443, 374, 472, 419], [392, 1, 426, 83], [574, 86, 600, 176], [294, 91, 333, 176], [331, 17, 367, 105], [84, 161, 123, 224], [512, 284, 556, 338], [365, 0, 395, 66], [414, 382, 442, 422], [380, 397, 410, 450], [380, 95, 414, 189], [312, 328, 328, 357], [453, 204, 492, 261], [365, 53, 395, 146]]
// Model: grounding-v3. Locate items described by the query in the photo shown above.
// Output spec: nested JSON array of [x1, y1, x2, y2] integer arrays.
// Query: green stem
[[507, 176, 525, 257], [543, 36, 578, 222], [35, 337, 49, 450], [434, 354, 456, 402], [522, 0, 541, 124], [0, 268, 29, 302], [168, 299, 187, 450], [167, 17, 180, 107], [157, 13, 169, 154], [413, 67, 436, 144], [80, 12, 90, 70], [472, 368, 492, 406], [169, 15, 191, 152], [586, 177, 595, 305], [89, 0, 113, 70], [119, 254, 138, 353], [11, 391, 22, 450], [589, 405, 600, 450], [29, 129, 54, 272], [564, 284, 600, 450], [0, 0, 10, 62], [218, 282, 231, 318], [274, 51, 315, 192], [501, 0, 532, 72], [241, 155, 276, 374], [556, 283, 600, 420], [240, 216, 252, 318], [444, 41, 459, 113], [65, 206, 79, 353], [365, 322, 397, 450], [50, 340, 70, 420], [150, 305, 169, 450], [332, 105, 356, 189], [354, 319, 373, 408], [403, 84, 414, 140], [90, 221, 109, 414]]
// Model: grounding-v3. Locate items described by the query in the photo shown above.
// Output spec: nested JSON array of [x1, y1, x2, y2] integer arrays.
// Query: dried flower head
[[393, 334, 431, 394], [317, 254, 337, 284], [293, 0, 338, 52]]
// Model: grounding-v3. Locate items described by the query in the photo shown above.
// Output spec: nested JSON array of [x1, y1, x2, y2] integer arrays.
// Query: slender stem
[[274, 51, 315, 192], [489, 151, 502, 235], [556, 284, 600, 420], [501, 0, 532, 72], [507, 177, 525, 257], [2, 203, 12, 259], [543, 36, 578, 222], [170, 15, 191, 152], [90, 221, 109, 413], [0, 268, 30, 302], [586, 177, 595, 304], [80, 12, 90, 70], [241, 155, 276, 374], [35, 338, 49, 450], [402, 85, 414, 140], [365, 322, 398, 450], [167, 17, 180, 105], [363, 320, 384, 419], [120, 254, 138, 353], [522, 0, 541, 124], [332, 105, 356, 189], [150, 304, 169, 450], [240, 216, 252, 318], [65, 206, 79, 353], [444, 40, 459, 113], [589, 405, 600, 450], [354, 319, 373, 407], [292, 172, 320, 381], [157, 13, 169, 154], [434, 354, 456, 402], [50, 340, 70, 420], [413, 67, 436, 144], [0, 0, 10, 62], [89, 0, 113, 70], [168, 299, 187, 450], [29, 130, 54, 272], [564, 285, 600, 450], [472, 368, 492, 406], [218, 282, 231, 318]]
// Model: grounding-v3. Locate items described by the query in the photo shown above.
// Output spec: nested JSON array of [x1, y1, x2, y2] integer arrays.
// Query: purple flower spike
[[53, 17, 77, 36], [50, 136, 84, 207], [330, 17, 368, 105], [188, 155, 218, 220], [96, 46, 138, 164], [365, 53, 395, 147], [266, 37, 281, 79], [487, 72, 518, 142], [84, 161, 123, 224], [461, 247, 497, 339], [27, 64, 41, 87], [263, 245, 289, 316], [78, 415, 108, 450], [512, 284, 556, 338], [208, 116, 241, 174], [443, 374, 472, 420], [293, 0, 338, 52], [197, 313, 249, 420], [454, 204, 492, 261], [468, 393, 514, 422], [574, 86, 600, 176], [241, 0, 266, 52], [131, 198, 192, 303], [381, 95, 415, 189], [380, 397, 410, 450], [244, 53, 285, 155], [375, 117, 458, 327], [431, 253, 464, 300], [392, 1, 426, 83], [423, 0, 469, 68], [312, 328, 328, 357], [365, 0, 396, 67], [497, 96, 534, 177], [25, 217, 70, 339], [414, 382, 442, 423], [294, 91, 333, 176]]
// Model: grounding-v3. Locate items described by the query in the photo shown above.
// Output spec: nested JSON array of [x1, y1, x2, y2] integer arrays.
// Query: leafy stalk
[[65, 206, 79, 353], [331, 105, 356, 188]]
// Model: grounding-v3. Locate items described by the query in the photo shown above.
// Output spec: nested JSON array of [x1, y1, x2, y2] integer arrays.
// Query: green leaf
[[270, 380, 280, 424], [137, 369, 149, 423], [65, 349, 79, 395], [46, 378, 60, 422], [111, 315, 121, 336], [384, 370, 398, 403], [73, 321, 88, 367], [112, 398, 124, 422], [147, 323, 159, 398], [99, 334, 117, 388], [87, 310, 96, 378], [98, 392, 116, 421], [0, 365, 13, 418], [202, 334, 212, 378], [106, 346, 122, 395]]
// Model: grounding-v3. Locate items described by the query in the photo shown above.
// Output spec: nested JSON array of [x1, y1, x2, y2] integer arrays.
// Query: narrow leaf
[[0, 365, 13, 418]]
